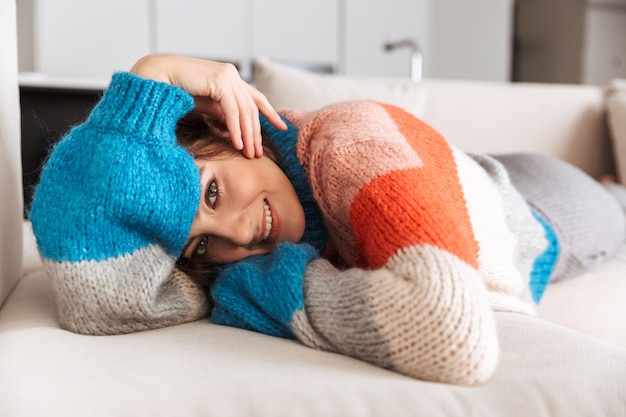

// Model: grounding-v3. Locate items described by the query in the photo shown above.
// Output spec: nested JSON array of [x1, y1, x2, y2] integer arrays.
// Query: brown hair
[[174, 110, 278, 292]]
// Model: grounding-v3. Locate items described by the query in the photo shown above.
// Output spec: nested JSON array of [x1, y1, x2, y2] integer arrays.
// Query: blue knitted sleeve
[[30, 72, 200, 262], [211, 242, 319, 338]]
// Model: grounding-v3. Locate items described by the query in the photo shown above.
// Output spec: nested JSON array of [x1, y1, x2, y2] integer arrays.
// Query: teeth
[[263, 200, 273, 240]]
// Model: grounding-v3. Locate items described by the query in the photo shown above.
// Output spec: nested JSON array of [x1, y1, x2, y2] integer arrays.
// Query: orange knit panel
[[350, 103, 479, 270]]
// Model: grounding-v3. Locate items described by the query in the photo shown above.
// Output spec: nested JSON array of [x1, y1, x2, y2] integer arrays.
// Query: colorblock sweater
[[30, 73, 209, 334], [30, 73, 551, 386], [211, 101, 550, 385]]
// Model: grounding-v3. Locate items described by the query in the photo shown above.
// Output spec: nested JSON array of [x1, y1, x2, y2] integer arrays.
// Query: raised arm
[[131, 54, 286, 158], [211, 241, 499, 385], [30, 55, 288, 335]]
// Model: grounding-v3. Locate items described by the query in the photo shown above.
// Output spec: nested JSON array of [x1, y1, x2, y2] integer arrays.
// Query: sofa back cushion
[[0, 0, 23, 307], [253, 57, 613, 179], [253, 57, 428, 118], [419, 80, 612, 178]]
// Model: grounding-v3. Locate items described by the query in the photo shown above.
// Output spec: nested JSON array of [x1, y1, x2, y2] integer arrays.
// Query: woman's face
[[182, 153, 306, 264]]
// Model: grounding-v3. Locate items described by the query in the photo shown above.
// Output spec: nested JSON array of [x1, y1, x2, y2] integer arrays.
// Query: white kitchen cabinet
[[154, 0, 248, 65], [428, 0, 514, 82], [251, 0, 338, 69], [133, 0, 337, 79], [583, 5, 626, 84], [21, 0, 516, 83], [27, 0, 339, 81], [343, 0, 430, 78], [33, 0, 150, 79]]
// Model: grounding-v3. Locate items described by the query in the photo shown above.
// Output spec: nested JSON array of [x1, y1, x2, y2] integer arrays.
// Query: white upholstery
[[2, 267, 626, 417], [539, 245, 626, 347], [0, 0, 22, 309], [2, 38, 626, 417]]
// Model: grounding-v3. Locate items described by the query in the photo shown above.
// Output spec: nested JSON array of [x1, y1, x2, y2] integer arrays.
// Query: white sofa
[[2, 8, 626, 417]]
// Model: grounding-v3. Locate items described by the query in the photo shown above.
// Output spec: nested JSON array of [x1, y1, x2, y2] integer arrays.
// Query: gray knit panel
[[603, 182, 626, 214], [295, 251, 500, 385], [44, 244, 209, 335], [493, 153, 626, 281]]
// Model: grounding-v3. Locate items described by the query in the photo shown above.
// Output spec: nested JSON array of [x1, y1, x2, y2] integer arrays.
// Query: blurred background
[[15, 0, 626, 214], [16, 0, 626, 85]]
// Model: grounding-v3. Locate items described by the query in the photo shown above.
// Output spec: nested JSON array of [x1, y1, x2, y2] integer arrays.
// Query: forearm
[[295, 255, 499, 386], [30, 71, 205, 335], [33, 71, 196, 261], [130, 54, 287, 158], [210, 244, 499, 385], [88, 71, 194, 144]]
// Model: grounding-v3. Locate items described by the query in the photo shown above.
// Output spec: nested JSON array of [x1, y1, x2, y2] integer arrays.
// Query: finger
[[252, 107, 264, 158], [247, 85, 288, 131], [238, 104, 258, 159], [220, 97, 244, 151]]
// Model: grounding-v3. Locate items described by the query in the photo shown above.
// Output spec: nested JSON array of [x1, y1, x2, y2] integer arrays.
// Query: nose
[[191, 208, 254, 248]]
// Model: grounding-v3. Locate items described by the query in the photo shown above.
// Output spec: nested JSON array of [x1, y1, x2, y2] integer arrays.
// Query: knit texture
[[258, 116, 327, 252], [212, 242, 319, 338], [530, 211, 559, 302], [212, 100, 549, 385], [30, 72, 209, 335], [494, 153, 626, 282]]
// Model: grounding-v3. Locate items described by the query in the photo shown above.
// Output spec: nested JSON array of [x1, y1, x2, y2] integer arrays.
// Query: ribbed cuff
[[88, 72, 195, 144]]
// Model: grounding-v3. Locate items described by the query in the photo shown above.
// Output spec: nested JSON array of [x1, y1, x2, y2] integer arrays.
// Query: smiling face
[[182, 152, 306, 265]]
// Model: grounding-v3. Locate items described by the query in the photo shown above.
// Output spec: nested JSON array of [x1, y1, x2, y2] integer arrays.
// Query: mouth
[[262, 199, 273, 241]]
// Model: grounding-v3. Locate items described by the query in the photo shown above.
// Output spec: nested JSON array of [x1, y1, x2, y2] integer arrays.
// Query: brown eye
[[195, 236, 209, 257], [206, 180, 219, 208]]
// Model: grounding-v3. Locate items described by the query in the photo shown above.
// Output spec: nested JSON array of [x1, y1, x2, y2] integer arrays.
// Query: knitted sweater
[[211, 100, 550, 385], [30, 73, 550, 385], [30, 72, 209, 334]]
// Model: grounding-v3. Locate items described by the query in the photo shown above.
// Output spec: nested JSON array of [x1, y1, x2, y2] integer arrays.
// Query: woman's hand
[[130, 54, 287, 158]]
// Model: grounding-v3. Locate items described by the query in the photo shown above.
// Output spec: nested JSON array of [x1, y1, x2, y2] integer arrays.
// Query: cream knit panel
[[294, 245, 499, 386], [453, 150, 545, 314], [44, 245, 209, 335]]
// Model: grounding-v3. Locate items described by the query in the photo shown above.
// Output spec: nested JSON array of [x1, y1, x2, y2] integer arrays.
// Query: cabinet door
[[34, 0, 150, 78], [344, 0, 429, 78], [584, 5, 626, 85], [154, 0, 247, 64], [251, 0, 339, 70], [429, 0, 514, 82]]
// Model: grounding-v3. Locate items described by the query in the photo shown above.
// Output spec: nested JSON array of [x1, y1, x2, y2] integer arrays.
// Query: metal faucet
[[383, 39, 422, 82]]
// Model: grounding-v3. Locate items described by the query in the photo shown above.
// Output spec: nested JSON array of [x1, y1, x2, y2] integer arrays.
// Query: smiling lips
[[262, 200, 273, 241]]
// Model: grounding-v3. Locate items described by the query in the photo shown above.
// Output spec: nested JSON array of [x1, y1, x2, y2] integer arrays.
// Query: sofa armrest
[[0, 0, 23, 308]]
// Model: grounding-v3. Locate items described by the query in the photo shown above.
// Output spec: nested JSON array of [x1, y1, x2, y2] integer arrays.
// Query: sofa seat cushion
[[1, 269, 625, 417], [540, 244, 626, 348]]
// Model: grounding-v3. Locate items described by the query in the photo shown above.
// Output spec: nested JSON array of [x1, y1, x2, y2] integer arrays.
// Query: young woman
[[30, 54, 626, 386]]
